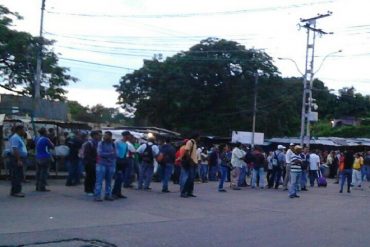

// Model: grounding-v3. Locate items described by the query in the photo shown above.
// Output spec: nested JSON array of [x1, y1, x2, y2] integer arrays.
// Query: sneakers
[[94, 197, 103, 202], [218, 189, 227, 192], [187, 194, 197, 197], [38, 188, 51, 192], [180, 194, 188, 198], [104, 196, 114, 201], [113, 194, 127, 199], [162, 189, 170, 193], [10, 192, 25, 198]]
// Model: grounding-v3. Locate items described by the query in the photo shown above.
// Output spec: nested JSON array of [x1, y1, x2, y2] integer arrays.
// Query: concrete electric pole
[[299, 11, 332, 147], [34, 0, 46, 100]]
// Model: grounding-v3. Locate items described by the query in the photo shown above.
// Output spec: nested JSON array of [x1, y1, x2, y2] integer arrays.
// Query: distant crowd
[[3, 125, 370, 200]]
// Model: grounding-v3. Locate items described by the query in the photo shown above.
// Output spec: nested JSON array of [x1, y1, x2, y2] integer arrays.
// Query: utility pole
[[251, 71, 258, 148], [34, 0, 46, 100], [299, 11, 332, 148]]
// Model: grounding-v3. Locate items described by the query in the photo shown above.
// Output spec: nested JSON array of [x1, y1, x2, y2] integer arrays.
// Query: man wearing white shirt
[[309, 150, 320, 187], [230, 143, 246, 190], [283, 143, 295, 190]]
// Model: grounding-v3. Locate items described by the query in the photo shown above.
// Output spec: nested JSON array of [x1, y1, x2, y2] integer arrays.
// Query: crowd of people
[[3, 125, 370, 201]]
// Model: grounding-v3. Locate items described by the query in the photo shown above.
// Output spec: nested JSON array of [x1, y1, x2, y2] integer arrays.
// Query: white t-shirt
[[285, 149, 294, 164], [309, 153, 320, 171]]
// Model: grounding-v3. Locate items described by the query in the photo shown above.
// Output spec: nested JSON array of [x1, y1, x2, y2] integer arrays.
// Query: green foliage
[[312, 121, 370, 138], [68, 101, 132, 124], [0, 4, 77, 100], [115, 37, 370, 137], [115, 38, 305, 137]]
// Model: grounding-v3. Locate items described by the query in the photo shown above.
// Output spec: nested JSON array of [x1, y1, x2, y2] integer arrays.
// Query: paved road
[[0, 178, 369, 247]]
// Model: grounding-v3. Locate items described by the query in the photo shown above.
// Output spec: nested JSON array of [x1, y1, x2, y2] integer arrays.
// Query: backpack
[[78, 140, 92, 159], [272, 151, 279, 166], [141, 144, 154, 163]]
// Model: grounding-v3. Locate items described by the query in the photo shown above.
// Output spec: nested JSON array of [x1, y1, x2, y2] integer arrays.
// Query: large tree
[[0, 5, 77, 100], [115, 38, 304, 137]]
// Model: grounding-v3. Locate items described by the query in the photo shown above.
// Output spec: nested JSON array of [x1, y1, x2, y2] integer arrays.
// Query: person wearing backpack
[[137, 136, 160, 190], [83, 130, 101, 196], [35, 128, 55, 192], [300, 147, 310, 191], [94, 131, 117, 201], [158, 138, 176, 193], [268, 145, 286, 189]]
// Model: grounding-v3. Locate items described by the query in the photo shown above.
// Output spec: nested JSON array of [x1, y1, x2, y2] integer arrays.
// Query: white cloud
[[66, 88, 119, 108]]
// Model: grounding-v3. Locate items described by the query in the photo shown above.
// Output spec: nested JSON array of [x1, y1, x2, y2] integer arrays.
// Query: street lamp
[[278, 49, 342, 146]]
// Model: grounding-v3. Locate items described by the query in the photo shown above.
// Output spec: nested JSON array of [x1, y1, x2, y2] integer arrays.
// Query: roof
[[267, 137, 370, 147]]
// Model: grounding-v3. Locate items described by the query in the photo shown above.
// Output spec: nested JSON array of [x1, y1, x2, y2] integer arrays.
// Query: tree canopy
[[115, 38, 370, 137], [0, 5, 77, 100]]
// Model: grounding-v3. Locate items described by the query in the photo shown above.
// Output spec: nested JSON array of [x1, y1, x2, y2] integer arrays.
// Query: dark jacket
[[344, 151, 354, 170]]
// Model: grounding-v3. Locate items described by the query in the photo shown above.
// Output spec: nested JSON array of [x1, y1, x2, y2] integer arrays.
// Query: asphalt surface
[[0, 177, 370, 247]]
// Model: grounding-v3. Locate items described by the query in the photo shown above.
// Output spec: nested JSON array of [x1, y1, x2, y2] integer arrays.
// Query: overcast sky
[[1, 0, 369, 107]]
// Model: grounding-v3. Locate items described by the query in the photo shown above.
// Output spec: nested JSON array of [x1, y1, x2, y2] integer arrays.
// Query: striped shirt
[[290, 153, 302, 172]]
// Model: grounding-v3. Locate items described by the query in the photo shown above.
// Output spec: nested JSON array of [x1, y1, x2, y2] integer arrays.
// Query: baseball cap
[[278, 145, 286, 149]]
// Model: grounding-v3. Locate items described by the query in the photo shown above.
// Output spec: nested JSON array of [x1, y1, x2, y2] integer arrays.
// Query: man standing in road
[[289, 145, 303, 198], [35, 127, 54, 192], [158, 138, 176, 193], [9, 125, 27, 198], [137, 136, 160, 191], [83, 130, 101, 196], [180, 133, 200, 198], [269, 145, 285, 189], [230, 143, 246, 190], [94, 131, 116, 201], [283, 143, 295, 191]]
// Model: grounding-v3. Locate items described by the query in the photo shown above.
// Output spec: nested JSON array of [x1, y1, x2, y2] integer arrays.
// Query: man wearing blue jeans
[[94, 131, 116, 201], [218, 145, 231, 192], [289, 145, 303, 199], [9, 125, 28, 198], [180, 134, 199, 198], [340, 150, 354, 193], [251, 147, 266, 189], [159, 138, 176, 192], [137, 137, 159, 190]]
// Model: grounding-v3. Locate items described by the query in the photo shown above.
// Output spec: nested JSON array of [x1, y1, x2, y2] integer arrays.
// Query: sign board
[[0, 114, 5, 126], [309, 112, 318, 122], [231, 131, 264, 145]]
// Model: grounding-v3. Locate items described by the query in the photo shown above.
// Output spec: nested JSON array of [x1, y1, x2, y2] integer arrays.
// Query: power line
[[59, 58, 136, 70], [45, 1, 333, 19]]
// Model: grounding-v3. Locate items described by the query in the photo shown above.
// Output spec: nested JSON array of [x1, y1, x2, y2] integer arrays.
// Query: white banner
[[231, 131, 264, 145]]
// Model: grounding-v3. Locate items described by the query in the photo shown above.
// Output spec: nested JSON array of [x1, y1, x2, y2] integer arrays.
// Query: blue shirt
[[35, 136, 54, 159], [115, 140, 128, 159], [97, 141, 116, 166], [10, 133, 28, 158]]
